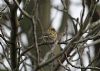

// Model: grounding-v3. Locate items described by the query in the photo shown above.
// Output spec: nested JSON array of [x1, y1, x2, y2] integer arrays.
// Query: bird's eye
[[51, 28, 55, 31]]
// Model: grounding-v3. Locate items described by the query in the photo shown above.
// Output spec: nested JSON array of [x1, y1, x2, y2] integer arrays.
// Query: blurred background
[[0, 0, 100, 71]]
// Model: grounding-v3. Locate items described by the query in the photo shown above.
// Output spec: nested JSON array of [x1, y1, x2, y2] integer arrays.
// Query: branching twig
[[14, 0, 32, 19], [3, 0, 10, 7], [65, 53, 100, 70], [0, 42, 11, 69], [0, 62, 9, 71]]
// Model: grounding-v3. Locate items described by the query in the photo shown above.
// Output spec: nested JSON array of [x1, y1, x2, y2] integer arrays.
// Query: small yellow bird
[[47, 27, 57, 41]]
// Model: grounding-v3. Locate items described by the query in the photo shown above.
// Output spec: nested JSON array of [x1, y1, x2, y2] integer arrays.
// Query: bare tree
[[0, 0, 100, 71]]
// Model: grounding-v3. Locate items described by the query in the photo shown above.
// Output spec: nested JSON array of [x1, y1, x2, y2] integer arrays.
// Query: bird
[[39, 27, 62, 56], [47, 27, 57, 41], [47, 27, 62, 55]]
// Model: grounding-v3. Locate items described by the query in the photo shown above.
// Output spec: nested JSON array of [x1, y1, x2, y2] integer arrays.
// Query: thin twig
[[31, 17, 40, 64], [80, 0, 85, 27], [3, 0, 10, 7]]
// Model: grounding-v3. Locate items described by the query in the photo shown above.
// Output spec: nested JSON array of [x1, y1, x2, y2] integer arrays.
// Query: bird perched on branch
[[47, 27, 62, 55], [41, 27, 57, 42], [39, 27, 62, 55]]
